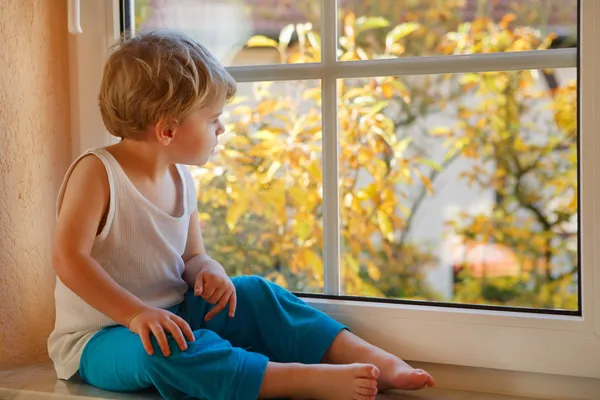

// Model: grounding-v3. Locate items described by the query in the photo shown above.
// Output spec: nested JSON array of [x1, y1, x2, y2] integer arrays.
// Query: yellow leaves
[[381, 82, 395, 99], [263, 161, 282, 183], [393, 137, 412, 158], [376, 210, 395, 242], [257, 99, 280, 117], [343, 254, 360, 273], [365, 259, 381, 281], [499, 13, 517, 30], [413, 169, 434, 195], [430, 126, 452, 136], [356, 16, 391, 34], [226, 196, 250, 230], [385, 22, 421, 49], [247, 35, 278, 48], [300, 249, 324, 280], [195, 12, 579, 307], [513, 136, 528, 152], [303, 86, 322, 102], [294, 217, 313, 243], [389, 79, 411, 103]]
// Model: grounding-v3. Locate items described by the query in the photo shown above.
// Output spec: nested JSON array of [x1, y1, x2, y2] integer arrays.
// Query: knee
[[234, 275, 273, 299]]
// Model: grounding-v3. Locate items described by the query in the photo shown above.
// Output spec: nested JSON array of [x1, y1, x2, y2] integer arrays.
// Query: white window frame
[[68, 0, 600, 397]]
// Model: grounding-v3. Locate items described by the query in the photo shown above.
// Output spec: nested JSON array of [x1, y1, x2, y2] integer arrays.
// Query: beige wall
[[0, 0, 71, 369]]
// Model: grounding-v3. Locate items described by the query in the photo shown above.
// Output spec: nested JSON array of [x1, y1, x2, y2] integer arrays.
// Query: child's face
[[171, 96, 226, 166]]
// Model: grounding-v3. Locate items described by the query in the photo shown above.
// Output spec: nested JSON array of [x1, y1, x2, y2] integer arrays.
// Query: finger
[[204, 291, 230, 321], [207, 286, 227, 304], [164, 319, 188, 352], [138, 325, 154, 356], [202, 283, 218, 303], [172, 315, 195, 342], [194, 274, 204, 296], [228, 287, 237, 318], [150, 323, 171, 357]]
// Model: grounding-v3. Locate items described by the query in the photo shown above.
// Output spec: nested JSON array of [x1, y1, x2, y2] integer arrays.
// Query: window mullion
[[321, 0, 340, 296], [226, 48, 575, 83]]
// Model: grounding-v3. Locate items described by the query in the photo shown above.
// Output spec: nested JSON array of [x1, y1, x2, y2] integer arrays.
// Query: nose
[[216, 121, 225, 136]]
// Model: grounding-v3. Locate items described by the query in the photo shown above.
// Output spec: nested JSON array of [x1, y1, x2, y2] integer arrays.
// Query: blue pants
[[79, 276, 346, 400]]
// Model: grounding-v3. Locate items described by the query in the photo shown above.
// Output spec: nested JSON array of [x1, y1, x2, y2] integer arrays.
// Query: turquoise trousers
[[79, 275, 346, 400]]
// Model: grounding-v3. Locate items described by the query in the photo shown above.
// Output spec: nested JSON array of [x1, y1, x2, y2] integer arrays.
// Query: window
[[128, 0, 581, 311], [69, 0, 600, 394]]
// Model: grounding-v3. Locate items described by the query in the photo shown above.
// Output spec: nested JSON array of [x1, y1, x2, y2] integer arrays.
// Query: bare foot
[[322, 330, 436, 392], [260, 362, 380, 399], [377, 359, 435, 391], [309, 363, 380, 400]]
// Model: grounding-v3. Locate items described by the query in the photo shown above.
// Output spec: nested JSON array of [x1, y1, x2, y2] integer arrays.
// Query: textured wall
[[0, 0, 71, 369]]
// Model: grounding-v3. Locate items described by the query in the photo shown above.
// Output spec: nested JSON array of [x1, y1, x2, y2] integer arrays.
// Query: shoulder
[[70, 153, 109, 190], [58, 153, 110, 216]]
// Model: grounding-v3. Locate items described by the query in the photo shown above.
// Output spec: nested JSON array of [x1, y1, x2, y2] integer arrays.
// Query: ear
[[155, 119, 178, 146]]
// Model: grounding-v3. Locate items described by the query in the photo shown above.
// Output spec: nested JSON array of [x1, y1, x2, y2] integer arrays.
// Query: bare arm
[[52, 155, 147, 326], [181, 208, 214, 288], [182, 208, 236, 320]]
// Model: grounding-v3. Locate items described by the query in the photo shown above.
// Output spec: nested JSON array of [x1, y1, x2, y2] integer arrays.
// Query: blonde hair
[[99, 29, 236, 140]]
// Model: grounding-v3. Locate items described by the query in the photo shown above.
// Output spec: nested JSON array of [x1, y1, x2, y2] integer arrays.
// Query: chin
[[189, 154, 212, 167]]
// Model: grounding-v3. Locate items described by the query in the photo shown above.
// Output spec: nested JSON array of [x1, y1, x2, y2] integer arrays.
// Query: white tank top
[[47, 148, 196, 380]]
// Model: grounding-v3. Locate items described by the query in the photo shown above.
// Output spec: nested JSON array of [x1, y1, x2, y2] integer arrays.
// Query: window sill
[[0, 361, 598, 400]]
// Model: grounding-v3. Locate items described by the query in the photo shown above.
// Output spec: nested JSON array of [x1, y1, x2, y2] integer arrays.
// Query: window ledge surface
[[1, 362, 598, 400]]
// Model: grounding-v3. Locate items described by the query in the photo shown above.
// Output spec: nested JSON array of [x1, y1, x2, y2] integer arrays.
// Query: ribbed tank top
[[47, 148, 196, 380]]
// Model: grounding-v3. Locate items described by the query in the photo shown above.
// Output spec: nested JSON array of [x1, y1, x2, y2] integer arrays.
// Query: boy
[[48, 29, 434, 400]]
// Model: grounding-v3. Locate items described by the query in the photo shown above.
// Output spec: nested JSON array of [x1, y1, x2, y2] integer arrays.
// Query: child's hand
[[127, 306, 195, 357], [194, 261, 237, 322]]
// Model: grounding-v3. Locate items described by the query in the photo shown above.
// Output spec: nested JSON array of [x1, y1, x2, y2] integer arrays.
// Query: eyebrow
[[211, 112, 223, 118]]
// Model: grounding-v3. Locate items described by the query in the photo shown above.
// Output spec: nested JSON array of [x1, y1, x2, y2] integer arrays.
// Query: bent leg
[[179, 275, 346, 364], [79, 325, 268, 400]]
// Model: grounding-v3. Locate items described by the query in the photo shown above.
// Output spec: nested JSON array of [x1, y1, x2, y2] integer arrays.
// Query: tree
[[192, 1, 578, 309]]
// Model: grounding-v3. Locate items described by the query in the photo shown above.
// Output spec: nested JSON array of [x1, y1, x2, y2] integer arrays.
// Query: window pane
[[338, 0, 577, 61], [192, 80, 324, 293], [132, 0, 322, 66], [338, 68, 578, 311]]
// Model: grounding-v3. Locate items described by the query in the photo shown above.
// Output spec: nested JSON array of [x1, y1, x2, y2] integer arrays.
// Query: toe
[[357, 386, 378, 396], [356, 378, 377, 389], [356, 364, 380, 379], [416, 369, 435, 386]]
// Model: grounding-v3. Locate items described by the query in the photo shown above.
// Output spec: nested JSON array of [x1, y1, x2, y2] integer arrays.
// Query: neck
[[114, 139, 171, 181]]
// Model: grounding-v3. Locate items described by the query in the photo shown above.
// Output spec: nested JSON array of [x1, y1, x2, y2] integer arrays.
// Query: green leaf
[[386, 23, 420, 48], [356, 16, 391, 34], [247, 35, 278, 48]]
